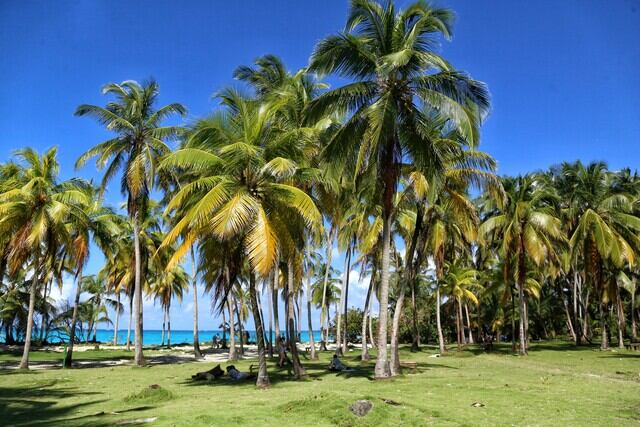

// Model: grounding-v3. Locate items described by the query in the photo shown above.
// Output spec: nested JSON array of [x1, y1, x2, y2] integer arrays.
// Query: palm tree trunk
[[39, 280, 49, 343], [342, 242, 353, 355], [161, 308, 166, 347], [306, 273, 317, 360], [374, 213, 392, 379], [126, 296, 133, 351], [132, 218, 145, 366], [319, 229, 335, 351], [436, 285, 445, 354], [600, 301, 609, 350], [632, 287, 637, 340], [464, 304, 474, 344], [273, 265, 281, 343], [456, 300, 463, 351], [91, 299, 99, 343], [113, 293, 120, 346], [411, 279, 419, 351], [267, 271, 274, 358], [336, 245, 350, 356], [190, 250, 202, 358], [563, 294, 577, 342], [573, 271, 581, 345], [227, 298, 237, 360], [517, 282, 527, 355], [617, 290, 625, 349], [287, 259, 307, 379], [257, 288, 267, 350], [19, 253, 39, 370], [389, 279, 406, 376], [64, 270, 83, 368], [235, 298, 244, 356], [361, 269, 375, 361], [367, 298, 378, 348], [295, 293, 302, 342], [167, 305, 171, 348], [248, 272, 270, 388]]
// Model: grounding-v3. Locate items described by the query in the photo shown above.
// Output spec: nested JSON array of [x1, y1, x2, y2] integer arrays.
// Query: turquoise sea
[[93, 329, 324, 345]]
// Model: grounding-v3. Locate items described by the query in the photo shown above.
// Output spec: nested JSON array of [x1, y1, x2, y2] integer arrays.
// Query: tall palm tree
[[309, 0, 490, 377], [0, 147, 89, 369], [75, 80, 186, 365], [160, 91, 321, 387]]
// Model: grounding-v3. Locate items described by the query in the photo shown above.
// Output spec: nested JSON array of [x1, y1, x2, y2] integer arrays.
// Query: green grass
[[0, 341, 639, 426]]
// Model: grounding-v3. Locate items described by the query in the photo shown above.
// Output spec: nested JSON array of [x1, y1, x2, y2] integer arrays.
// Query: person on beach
[[328, 354, 351, 372], [226, 365, 256, 381], [276, 336, 290, 368]]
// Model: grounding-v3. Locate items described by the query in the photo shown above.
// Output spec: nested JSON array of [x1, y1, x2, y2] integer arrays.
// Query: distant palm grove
[[1, 0, 639, 387]]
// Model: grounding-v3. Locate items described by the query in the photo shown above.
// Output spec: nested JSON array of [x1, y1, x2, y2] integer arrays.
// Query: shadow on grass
[[0, 382, 115, 427], [179, 352, 459, 390]]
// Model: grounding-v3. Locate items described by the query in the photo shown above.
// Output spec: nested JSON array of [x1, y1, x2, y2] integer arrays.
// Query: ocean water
[[89, 329, 325, 345]]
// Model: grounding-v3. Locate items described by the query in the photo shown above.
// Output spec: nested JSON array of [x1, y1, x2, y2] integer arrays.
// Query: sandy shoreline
[[0, 342, 344, 370]]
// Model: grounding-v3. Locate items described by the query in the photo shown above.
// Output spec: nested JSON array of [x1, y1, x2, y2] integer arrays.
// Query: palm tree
[[309, 0, 490, 377], [160, 90, 321, 387], [0, 147, 89, 369], [480, 175, 564, 354], [564, 162, 640, 350], [75, 80, 186, 365], [64, 188, 121, 367], [441, 261, 482, 351], [150, 260, 189, 348]]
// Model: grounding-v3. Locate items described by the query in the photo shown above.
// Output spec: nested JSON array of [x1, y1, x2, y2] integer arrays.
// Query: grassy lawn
[[1, 341, 638, 426]]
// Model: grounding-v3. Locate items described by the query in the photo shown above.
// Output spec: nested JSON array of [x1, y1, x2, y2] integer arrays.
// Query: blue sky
[[1, 0, 639, 330]]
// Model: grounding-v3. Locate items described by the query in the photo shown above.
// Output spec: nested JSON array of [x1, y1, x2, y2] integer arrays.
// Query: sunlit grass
[[1, 340, 638, 426]]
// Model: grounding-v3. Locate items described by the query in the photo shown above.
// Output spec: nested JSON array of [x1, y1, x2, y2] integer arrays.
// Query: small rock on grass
[[350, 400, 373, 417]]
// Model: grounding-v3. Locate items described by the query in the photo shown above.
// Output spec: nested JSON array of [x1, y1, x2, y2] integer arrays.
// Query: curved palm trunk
[[64, 270, 82, 368], [342, 243, 353, 355], [190, 250, 202, 358], [287, 259, 307, 379], [19, 253, 39, 370], [368, 297, 376, 349], [227, 298, 237, 360], [113, 293, 120, 346], [132, 219, 145, 366], [235, 299, 244, 356], [374, 214, 392, 379], [248, 273, 270, 388], [319, 229, 335, 351], [361, 269, 375, 361], [390, 281, 406, 376]]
